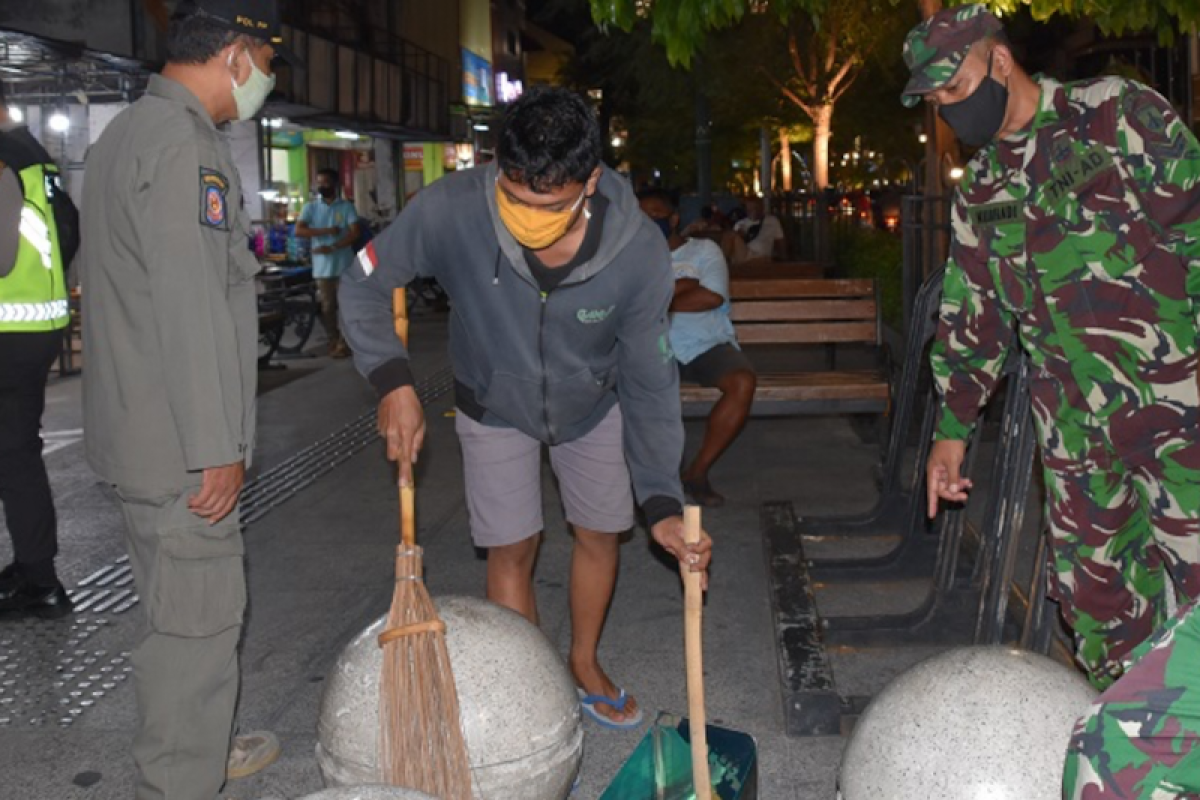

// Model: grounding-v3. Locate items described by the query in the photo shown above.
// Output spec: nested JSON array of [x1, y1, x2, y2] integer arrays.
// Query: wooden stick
[[682, 505, 712, 800], [393, 287, 409, 347], [401, 483, 415, 548]]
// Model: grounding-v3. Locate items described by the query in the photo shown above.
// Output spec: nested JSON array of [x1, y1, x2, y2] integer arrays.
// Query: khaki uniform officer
[[81, 1, 298, 797]]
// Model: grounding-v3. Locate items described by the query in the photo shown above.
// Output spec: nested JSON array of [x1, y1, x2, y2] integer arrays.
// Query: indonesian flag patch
[[357, 241, 378, 276]]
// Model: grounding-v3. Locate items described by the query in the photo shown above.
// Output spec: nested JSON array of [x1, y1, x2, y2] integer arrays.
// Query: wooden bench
[[729, 260, 824, 280], [680, 278, 890, 418]]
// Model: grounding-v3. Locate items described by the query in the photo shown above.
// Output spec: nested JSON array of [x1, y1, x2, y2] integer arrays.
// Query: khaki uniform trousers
[[115, 485, 246, 800]]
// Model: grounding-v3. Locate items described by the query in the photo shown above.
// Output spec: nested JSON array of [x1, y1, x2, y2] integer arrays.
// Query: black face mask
[[318, 186, 336, 200], [938, 51, 1009, 148]]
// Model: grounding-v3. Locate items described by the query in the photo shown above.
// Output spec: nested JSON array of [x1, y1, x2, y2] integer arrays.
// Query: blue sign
[[462, 48, 493, 107]]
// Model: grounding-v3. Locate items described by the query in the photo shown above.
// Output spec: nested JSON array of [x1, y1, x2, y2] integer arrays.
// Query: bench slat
[[681, 372, 889, 404], [683, 276, 888, 419], [729, 278, 875, 300], [733, 321, 878, 345], [729, 261, 825, 280], [730, 299, 876, 323]]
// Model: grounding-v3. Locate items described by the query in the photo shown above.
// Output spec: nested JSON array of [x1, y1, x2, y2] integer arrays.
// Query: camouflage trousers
[[1044, 435, 1200, 690], [1064, 599, 1200, 799]]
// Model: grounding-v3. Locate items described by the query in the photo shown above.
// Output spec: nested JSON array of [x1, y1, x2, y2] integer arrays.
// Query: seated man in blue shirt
[[639, 190, 757, 507], [295, 167, 360, 358]]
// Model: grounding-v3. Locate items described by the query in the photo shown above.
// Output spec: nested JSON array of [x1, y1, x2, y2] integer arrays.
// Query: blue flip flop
[[577, 686, 645, 730]]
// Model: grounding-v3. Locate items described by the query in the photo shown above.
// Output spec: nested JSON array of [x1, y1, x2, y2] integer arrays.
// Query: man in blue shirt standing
[[640, 190, 757, 507], [296, 167, 360, 358]]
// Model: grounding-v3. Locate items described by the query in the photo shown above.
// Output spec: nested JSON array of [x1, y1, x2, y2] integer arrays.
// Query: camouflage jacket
[[931, 76, 1200, 466]]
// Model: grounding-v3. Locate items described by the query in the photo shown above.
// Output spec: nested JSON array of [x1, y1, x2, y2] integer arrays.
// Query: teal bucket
[[599, 713, 758, 800]]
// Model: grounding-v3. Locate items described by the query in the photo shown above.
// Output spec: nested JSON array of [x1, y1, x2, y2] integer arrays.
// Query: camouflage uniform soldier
[[1065, 600, 1200, 798], [903, 5, 1200, 797]]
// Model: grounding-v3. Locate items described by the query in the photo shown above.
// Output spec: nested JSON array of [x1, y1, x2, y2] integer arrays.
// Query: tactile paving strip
[[0, 365, 454, 727], [0, 616, 131, 727], [240, 364, 453, 524]]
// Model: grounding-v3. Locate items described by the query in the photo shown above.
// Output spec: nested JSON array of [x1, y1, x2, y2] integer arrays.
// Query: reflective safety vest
[[0, 158, 69, 331]]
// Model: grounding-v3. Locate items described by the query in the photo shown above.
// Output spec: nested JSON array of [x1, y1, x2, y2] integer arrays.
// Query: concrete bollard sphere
[[838, 646, 1097, 800], [316, 596, 582, 800], [296, 787, 436, 800]]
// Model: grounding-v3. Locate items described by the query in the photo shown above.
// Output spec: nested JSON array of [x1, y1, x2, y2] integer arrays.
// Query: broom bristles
[[379, 544, 473, 799]]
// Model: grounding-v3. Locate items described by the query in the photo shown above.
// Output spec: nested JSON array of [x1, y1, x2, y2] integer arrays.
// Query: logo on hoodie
[[576, 305, 616, 324]]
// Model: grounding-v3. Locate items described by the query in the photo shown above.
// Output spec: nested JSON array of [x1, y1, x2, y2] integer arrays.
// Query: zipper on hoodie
[[538, 289, 556, 444]]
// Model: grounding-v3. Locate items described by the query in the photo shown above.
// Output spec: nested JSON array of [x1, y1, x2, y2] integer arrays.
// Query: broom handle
[[400, 483, 415, 548], [393, 287, 414, 549], [682, 505, 712, 800], [393, 287, 409, 347]]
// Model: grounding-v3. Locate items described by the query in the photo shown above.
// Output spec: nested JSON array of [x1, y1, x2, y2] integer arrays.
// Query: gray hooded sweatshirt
[[339, 163, 684, 524]]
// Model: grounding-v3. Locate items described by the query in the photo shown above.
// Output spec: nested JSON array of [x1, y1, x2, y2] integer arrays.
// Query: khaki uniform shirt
[[81, 74, 259, 493]]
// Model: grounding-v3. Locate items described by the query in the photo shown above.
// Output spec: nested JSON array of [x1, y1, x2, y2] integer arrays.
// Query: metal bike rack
[[763, 267, 1065, 736]]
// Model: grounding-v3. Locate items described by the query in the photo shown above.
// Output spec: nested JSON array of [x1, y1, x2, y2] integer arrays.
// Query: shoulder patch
[[200, 167, 229, 230], [1135, 103, 1167, 136]]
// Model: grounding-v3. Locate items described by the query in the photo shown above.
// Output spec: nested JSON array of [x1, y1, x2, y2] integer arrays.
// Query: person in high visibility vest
[[0, 83, 73, 620]]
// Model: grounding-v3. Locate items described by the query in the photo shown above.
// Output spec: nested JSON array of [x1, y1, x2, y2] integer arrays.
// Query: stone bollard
[[316, 596, 582, 800], [838, 646, 1097, 800], [295, 787, 436, 800]]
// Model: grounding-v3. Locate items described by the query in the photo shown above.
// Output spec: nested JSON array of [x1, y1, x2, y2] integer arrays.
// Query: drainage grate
[[240, 365, 454, 524], [69, 557, 140, 615], [1, 365, 455, 728]]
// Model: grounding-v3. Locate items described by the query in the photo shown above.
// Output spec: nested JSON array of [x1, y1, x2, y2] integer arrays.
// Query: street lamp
[[48, 111, 70, 133]]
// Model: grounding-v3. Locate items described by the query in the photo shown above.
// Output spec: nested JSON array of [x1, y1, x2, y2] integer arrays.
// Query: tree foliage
[[1002, 0, 1200, 45], [590, 0, 1200, 67]]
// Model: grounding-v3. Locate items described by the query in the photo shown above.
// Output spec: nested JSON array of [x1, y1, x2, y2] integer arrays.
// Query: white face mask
[[229, 47, 276, 121]]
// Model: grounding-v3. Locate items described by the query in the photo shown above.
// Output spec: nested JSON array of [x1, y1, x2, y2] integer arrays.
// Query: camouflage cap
[[901, 4, 1003, 107]]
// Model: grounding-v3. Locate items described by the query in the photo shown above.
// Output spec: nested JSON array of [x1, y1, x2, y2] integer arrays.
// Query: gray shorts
[[679, 342, 755, 387], [454, 404, 635, 547]]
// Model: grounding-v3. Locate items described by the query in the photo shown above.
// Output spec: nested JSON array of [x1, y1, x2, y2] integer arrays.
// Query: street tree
[[593, 0, 1200, 188], [591, 1, 908, 189]]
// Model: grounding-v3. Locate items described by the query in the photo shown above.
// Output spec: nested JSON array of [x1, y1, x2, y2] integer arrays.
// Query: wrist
[[643, 495, 683, 528]]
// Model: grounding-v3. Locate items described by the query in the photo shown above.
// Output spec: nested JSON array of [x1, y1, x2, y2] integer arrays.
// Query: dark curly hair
[[165, 7, 255, 65], [497, 86, 602, 194]]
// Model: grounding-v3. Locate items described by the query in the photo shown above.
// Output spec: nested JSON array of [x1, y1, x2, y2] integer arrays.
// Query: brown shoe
[[330, 342, 351, 359], [226, 730, 281, 779]]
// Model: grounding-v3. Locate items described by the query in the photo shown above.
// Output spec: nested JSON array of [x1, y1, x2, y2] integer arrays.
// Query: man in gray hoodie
[[340, 86, 712, 728]]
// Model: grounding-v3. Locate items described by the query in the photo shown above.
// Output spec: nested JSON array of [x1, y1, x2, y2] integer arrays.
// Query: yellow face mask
[[495, 182, 587, 250]]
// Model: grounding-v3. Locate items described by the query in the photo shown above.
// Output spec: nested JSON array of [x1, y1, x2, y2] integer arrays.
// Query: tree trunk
[[812, 103, 833, 190], [779, 129, 793, 192], [760, 127, 773, 211]]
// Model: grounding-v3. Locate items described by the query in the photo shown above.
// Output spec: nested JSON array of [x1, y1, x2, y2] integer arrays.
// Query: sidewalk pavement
[[0, 312, 930, 800]]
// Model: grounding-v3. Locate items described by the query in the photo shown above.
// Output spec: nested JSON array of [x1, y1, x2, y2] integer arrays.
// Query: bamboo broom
[[377, 287, 473, 798], [682, 505, 713, 800]]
